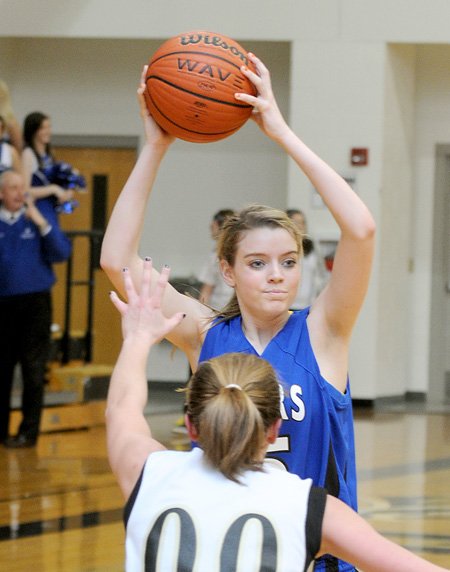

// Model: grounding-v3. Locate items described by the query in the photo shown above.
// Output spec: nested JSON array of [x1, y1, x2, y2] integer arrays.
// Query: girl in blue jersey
[[106, 261, 447, 572], [101, 53, 376, 571]]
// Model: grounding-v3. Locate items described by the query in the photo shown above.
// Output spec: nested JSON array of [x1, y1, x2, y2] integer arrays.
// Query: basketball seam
[[146, 90, 242, 137], [146, 75, 252, 109]]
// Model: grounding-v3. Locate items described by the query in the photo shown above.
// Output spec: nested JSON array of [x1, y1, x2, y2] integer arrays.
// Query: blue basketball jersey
[[199, 310, 358, 572]]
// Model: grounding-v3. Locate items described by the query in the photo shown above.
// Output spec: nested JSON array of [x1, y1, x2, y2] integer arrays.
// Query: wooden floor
[[1, 397, 449, 571]]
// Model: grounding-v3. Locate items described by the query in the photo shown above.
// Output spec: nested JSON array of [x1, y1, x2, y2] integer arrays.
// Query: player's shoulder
[[22, 146, 35, 159], [146, 448, 201, 473], [259, 462, 315, 497]]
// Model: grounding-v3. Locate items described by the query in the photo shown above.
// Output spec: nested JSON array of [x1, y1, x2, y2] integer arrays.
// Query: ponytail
[[185, 353, 281, 482]]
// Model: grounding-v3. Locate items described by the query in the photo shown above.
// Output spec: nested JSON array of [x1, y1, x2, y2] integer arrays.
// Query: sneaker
[[4, 434, 37, 448]]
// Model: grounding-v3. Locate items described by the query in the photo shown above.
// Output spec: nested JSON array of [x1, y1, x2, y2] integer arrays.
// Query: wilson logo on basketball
[[177, 59, 232, 82], [179, 33, 249, 65]]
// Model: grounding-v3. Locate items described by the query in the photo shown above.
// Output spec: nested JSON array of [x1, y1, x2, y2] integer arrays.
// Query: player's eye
[[249, 260, 265, 269]]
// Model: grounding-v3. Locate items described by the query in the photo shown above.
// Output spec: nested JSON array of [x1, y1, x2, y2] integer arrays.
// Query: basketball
[[144, 30, 257, 143]]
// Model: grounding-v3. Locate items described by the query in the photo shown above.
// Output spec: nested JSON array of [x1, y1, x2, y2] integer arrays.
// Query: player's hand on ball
[[137, 66, 175, 147], [236, 53, 290, 143]]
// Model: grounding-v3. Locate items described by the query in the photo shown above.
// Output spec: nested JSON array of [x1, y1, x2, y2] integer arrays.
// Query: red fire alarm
[[351, 148, 369, 166]]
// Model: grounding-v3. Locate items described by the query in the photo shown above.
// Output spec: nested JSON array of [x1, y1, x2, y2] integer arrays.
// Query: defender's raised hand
[[109, 258, 185, 346]]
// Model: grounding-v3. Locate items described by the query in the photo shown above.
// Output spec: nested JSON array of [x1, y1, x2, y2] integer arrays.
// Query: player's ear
[[220, 259, 235, 287], [266, 419, 282, 444], [185, 414, 199, 441]]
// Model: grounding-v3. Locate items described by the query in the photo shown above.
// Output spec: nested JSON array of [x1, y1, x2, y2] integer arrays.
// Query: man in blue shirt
[[0, 170, 71, 447]]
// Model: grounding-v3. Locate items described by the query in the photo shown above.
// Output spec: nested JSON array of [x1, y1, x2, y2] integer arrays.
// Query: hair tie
[[224, 384, 242, 390]]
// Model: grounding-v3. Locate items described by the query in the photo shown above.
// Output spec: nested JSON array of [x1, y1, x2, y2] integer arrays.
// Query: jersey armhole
[[304, 485, 327, 570], [123, 463, 146, 529]]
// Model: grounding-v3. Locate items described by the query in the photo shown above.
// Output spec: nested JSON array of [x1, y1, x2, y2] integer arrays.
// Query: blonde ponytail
[[185, 353, 281, 482]]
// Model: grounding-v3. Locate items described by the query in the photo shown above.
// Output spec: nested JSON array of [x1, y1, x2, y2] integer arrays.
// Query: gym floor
[[0, 390, 449, 571]]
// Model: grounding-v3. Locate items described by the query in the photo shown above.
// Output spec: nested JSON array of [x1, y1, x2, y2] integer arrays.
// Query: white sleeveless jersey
[[124, 448, 326, 572], [0, 141, 12, 171]]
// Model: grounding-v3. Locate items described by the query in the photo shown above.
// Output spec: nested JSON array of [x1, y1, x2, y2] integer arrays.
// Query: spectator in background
[[0, 79, 23, 153], [0, 115, 21, 175], [21, 111, 75, 222], [198, 208, 235, 309], [286, 208, 329, 309], [0, 170, 72, 448]]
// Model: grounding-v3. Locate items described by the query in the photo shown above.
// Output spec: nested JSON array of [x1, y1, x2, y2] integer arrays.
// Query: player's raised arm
[[237, 54, 375, 392], [239, 53, 375, 340], [100, 68, 212, 361], [106, 260, 186, 499], [101, 66, 175, 298]]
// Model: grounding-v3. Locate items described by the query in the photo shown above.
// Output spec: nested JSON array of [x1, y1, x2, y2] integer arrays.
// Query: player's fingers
[[140, 65, 148, 85], [137, 66, 147, 95], [235, 91, 266, 114], [153, 265, 170, 308], [141, 257, 153, 302], [137, 87, 149, 115], [234, 92, 258, 107], [166, 312, 186, 332], [137, 68, 151, 116], [109, 291, 128, 315], [245, 54, 272, 96], [122, 267, 139, 304], [247, 52, 269, 77], [240, 64, 263, 92]]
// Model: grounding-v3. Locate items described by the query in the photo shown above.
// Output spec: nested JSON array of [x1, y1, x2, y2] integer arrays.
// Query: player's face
[[0, 172, 26, 212], [222, 227, 300, 317]]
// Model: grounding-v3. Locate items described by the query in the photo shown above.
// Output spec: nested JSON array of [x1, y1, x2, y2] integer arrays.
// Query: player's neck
[[34, 141, 46, 156], [241, 311, 291, 354]]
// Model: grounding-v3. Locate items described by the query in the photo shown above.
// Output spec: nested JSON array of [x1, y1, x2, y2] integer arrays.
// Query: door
[[429, 146, 450, 404], [51, 145, 137, 366], [445, 155, 450, 400]]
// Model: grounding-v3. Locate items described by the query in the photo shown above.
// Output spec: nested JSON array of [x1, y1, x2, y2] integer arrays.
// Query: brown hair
[[215, 204, 303, 320], [23, 112, 53, 167], [213, 208, 235, 229], [185, 352, 281, 483]]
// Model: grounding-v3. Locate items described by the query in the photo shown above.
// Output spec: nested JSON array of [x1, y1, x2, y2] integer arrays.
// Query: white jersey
[[197, 250, 234, 309], [0, 141, 13, 172], [124, 448, 326, 572], [291, 250, 329, 310]]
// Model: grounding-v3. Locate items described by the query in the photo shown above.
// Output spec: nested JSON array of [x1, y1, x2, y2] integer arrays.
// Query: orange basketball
[[144, 30, 257, 143]]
